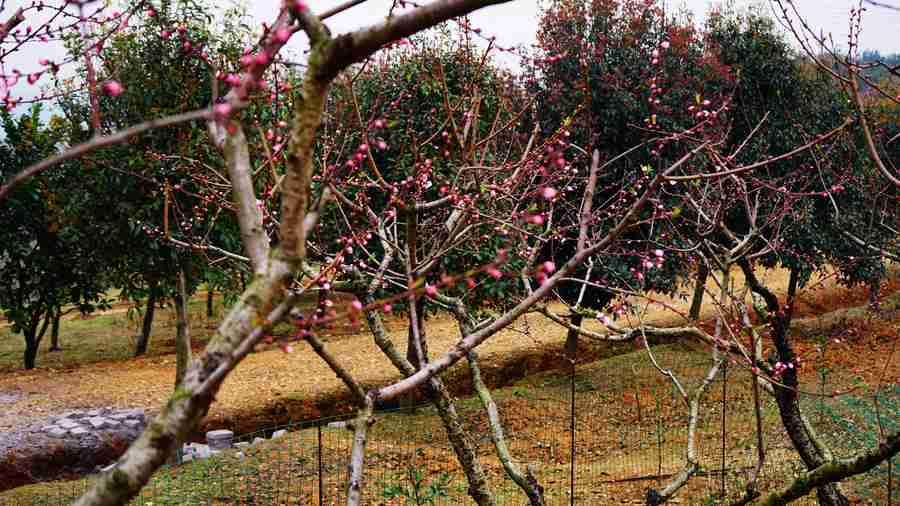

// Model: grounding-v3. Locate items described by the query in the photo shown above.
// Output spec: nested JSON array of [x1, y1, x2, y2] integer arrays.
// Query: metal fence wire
[[4, 345, 897, 505]]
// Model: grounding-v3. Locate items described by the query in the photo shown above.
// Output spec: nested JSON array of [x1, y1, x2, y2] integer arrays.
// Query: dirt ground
[[0, 266, 897, 440]]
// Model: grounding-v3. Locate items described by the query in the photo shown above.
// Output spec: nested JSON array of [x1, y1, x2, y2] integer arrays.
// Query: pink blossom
[[274, 27, 292, 43], [102, 80, 124, 97], [214, 103, 233, 119], [541, 187, 558, 200]]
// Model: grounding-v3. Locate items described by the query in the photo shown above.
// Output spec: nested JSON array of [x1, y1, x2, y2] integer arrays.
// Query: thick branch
[[317, 0, 512, 82], [303, 331, 367, 405], [0, 7, 24, 41], [755, 431, 899, 506], [468, 352, 545, 506], [211, 122, 270, 275], [346, 397, 375, 506]]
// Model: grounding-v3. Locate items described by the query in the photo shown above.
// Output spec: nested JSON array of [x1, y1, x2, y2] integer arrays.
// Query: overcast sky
[[3, 0, 900, 111]]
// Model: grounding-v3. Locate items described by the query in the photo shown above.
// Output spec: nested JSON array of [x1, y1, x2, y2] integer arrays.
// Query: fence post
[[720, 361, 727, 500], [318, 424, 324, 506], [656, 393, 662, 481], [570, 353, 576, 506]]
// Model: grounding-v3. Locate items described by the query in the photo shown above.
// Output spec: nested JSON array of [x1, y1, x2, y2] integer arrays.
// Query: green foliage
[[318, 28, 534, 312], [531, 0, 723, 309], [0, 105, 112, 367], [380, 466, 452, 505]]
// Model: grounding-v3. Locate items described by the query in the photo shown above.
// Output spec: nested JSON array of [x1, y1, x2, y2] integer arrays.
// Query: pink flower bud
[[102, 80, 124, 97], [541, 187, 558, 200], [274, 27, 292, 43], [214, 103, 233, 119]]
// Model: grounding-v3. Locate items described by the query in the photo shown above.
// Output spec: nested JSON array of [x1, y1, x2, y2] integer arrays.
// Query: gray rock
[[86, 409, 103, 417], [40, 425, 58, 432], [108, 413, 130, 420], [123, 419, 142, 428], [58, 419, 80, 430], [252, 437, 266, 446], [206, 429, 234, 451], [86, 417, 108, 430], [193, 444, 211, 459], [103, 419, 121, 428], [271, 429, 287, 439], [70, 427, 90, 437], [234, 442, 250, 450], [123, 409, 145, 419], [47, 427, 68, 438]]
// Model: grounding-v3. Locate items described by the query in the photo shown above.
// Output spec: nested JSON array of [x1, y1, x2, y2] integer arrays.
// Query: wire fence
[[4, 344, 897, 505]]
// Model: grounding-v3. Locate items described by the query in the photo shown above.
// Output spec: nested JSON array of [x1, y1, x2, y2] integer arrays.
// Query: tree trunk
[[206, 288, 214, 319], [23, 312, 51, 370], [24, 331, 40, 370], [403, 299, 427, 412], [134, 281, 158, 357], [49, 308, 62, 352], [364, 303, 495, 506], [741, 262, 849, 506], [689, 263, 709, 321], [174, 269, 192, 387], [424, 378, 496, 506]]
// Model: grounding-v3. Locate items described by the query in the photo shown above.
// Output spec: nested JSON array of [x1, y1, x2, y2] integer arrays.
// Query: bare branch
[[754, 431, 900, 506], [0, 108, 215, 201], [0, 7, 24, 41]]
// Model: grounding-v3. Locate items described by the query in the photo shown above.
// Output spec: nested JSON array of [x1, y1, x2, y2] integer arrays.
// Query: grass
[[0, 294, 221, 373], [3, 344, 895, 505]]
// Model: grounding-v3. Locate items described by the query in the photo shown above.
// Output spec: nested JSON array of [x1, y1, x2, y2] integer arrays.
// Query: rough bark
[[24, 330, 40, 370], [689, 262, 709, 320], [755, 430, 899, 506], [364, 305, 496, 506], [67, 2, 519, 504], [469, 351, 545, 506], [134, 281, 158, 357], [739, 261, 849, 506], [23, 310, 51, 370], [174, 268, 192, 387]]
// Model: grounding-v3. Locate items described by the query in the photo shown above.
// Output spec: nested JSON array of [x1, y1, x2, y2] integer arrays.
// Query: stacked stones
[[41, 407, 146, 441], [179, 428, 289, 463]]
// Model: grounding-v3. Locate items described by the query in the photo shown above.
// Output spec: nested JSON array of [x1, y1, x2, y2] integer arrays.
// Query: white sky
[[3, 0, 900, 110]]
